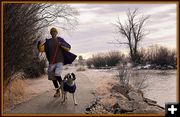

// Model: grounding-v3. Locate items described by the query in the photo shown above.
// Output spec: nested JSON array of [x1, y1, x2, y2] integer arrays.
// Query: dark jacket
[[63, 82, 76, 93], [44, 37, 77, 65]]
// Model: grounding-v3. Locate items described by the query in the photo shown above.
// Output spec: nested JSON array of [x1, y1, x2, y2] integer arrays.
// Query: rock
[[145, 100, 165, 110], [129, 100, 149, 110], [99, 97, 117, 108], [113, 92, 129, 101], [111, 84, 129, 98], [144, 97, 157, 104], [113, 108, 121, 114], [98, 106, 109, 114], [84, 110, 91, 114], [112, 102, 120, 109], [85, 107, 91, 111], [118, 100, 134, 112], [130, 106, 165, 113], [145, 106, 165, 113], [127, 91, 144, 102]]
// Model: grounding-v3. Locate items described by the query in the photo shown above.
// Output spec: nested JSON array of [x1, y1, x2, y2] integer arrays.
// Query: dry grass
[[96, 84, 111, 95], [100, 97, 117, 107], [3, 72, 27, 111], [96, 78, 118, 96]]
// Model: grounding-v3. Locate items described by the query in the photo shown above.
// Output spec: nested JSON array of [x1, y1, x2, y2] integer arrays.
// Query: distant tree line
[[3, 3, 79, 80], [137, 45, 176, 67], [86, 51, 126, 69], [86, 45, 176, 69]]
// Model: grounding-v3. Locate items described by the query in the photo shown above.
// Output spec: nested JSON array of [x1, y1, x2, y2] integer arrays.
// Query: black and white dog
[[61, 73, 77, 105]]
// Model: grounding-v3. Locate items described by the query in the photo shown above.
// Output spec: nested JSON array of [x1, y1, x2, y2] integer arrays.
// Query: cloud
[[58, 3, 177, 59]]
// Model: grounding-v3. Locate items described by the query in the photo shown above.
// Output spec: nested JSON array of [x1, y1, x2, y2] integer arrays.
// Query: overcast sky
[[50, 3, 177, 59]]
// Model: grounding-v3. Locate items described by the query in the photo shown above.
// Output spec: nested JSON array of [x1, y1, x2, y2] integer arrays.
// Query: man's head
[[50, 27, 58, 38]]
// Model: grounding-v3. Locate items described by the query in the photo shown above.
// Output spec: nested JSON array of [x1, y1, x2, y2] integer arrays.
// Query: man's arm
[[37, 41, 45, 52], [58, 38, 71, 52]]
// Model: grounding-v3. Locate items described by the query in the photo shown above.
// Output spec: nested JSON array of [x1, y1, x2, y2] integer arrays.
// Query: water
[[137, 70, 177, 108], [109, 69, 177, 108]]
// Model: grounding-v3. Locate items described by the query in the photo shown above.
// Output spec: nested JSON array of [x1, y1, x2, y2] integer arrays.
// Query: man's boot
[[54, 89, 60, 97]]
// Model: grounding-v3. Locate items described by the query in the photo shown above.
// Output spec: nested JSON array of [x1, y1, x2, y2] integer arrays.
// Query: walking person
[[37, 27, 77, 97]]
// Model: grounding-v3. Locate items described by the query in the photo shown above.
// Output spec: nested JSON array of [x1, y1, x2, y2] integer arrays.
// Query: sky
[[48, 3, 177, 59]]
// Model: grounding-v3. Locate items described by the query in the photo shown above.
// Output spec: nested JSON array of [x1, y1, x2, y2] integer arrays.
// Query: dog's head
[[64, 73, 76, 82]]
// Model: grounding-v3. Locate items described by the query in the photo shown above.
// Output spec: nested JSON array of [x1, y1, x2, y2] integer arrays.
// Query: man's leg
[[48, 64, 60, 97], [54, 62, 63, 97], [55, 62, 63, 87], [55, 76, 62, 86], [52, 80, 59, 89], [52, 80, 60, 97]]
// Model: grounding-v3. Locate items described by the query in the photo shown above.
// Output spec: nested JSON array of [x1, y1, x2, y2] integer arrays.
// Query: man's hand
[[37, 40, 45, 52]]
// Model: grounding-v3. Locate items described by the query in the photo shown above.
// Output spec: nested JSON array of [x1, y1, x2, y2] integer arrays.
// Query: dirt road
[[4, 69, 96, 114]]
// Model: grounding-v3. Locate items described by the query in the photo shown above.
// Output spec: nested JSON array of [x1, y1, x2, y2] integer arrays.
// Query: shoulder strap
[[50, 44, 59, 64]]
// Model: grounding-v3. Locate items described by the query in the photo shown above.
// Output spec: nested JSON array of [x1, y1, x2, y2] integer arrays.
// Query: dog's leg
[[65, 92, 67, 100], [60, 81, 64, 99], [65, 93, 67, 100], [72, 93, 78, 105], [61, 92, 66, 103], [60, 86, 64, 99]]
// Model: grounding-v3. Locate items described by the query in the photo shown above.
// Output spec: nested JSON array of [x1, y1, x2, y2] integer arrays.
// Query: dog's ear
[[71, 73, 76, 80], [64, 73, 69, 80], [64, 75, 67, 80]]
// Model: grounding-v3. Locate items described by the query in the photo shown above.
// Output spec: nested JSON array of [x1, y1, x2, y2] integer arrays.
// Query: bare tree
[[112, 9, 150, 65], [3, 3, 79, 80]]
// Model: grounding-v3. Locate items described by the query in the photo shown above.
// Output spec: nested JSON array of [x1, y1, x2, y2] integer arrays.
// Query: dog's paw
[[74, 102, 78, 105]]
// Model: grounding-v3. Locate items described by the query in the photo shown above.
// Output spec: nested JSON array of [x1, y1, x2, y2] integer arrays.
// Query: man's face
[[51, 31, 58, 38]]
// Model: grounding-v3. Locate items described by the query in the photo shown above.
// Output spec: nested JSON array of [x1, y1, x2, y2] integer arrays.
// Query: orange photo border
[[1, 0, 179, 116]]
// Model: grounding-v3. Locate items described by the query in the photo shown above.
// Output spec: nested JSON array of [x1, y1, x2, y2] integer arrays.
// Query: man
[[38, 27, 77, 97]]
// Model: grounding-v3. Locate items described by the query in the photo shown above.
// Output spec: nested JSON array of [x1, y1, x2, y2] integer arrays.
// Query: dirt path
[[4, 68, 175, 114], [4, 69, 96, 114]]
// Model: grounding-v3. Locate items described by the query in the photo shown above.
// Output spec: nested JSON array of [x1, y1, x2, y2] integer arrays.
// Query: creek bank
[[85, 79, 165, 114]]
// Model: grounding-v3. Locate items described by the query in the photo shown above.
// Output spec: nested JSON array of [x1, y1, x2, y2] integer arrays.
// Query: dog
[[61, 73, 78, 105]]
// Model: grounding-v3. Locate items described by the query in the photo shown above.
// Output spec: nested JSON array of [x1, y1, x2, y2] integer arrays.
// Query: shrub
[[23, 59, 46, 78], [86, 51, 126, 69], [4, 72, 26, 110], [115, 63, 132, 86], [91, 54, 107, 69], [106, 51, 125, 67], [86, 58, 93, 68], [151, 46, 176, 67], [138, 45, 176, 67]]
